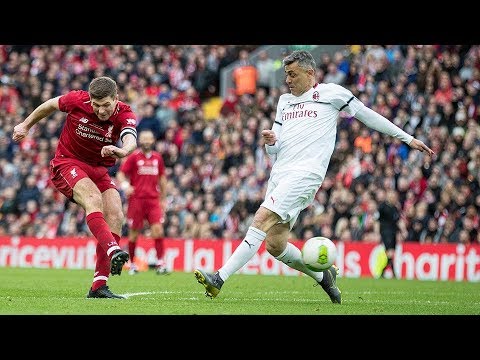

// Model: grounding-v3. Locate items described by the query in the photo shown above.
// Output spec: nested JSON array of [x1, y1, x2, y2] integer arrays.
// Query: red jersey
[[56, 90, 137, 167], [120, 149, 165, 199]]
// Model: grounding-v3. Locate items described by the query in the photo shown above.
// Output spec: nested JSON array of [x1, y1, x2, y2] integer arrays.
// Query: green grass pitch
[[0, 267, 478, 315]]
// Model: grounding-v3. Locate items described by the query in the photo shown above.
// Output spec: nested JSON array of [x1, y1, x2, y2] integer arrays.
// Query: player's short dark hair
[[283, 50, 316, 71], [89, 76, 118, 100]]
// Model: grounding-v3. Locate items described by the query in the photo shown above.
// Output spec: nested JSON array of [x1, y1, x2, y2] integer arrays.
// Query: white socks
[[275, 242, 324, 283], [217, 227, 324, 284], [218, 226, 266, 281]]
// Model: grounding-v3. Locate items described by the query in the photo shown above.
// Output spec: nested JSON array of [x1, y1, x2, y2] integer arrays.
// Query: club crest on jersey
[[312, 91, 319, 101], [105, 125, 114, 138]]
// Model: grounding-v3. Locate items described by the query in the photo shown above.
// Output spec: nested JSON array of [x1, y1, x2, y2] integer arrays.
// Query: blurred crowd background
[[0, 44, 479, 246]]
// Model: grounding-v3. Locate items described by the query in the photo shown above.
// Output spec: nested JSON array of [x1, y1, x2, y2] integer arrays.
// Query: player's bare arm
[[12, 97, 60, 142], [159, 173, 167, 206], [101, 133, 137, 159]]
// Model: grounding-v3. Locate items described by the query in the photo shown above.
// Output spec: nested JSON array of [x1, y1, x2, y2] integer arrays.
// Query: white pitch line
[[121, 290, 198, 298], [122, 291, 157, 298]]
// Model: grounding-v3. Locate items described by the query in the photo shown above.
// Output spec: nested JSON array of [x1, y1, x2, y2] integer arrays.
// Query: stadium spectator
[[232, 49, 258, 96], [255, 50, 275, 95], [16, 175, 41, 212], [135, 102, 162, 140], [191, 54, 217, 100], [116, 129, 169, 275], [11, 76, 137, 299], [194, 50, 434, 304], [2, 44, 480, 253]]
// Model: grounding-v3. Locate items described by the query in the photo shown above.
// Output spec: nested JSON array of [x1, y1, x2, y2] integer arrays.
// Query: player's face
[[139, 131, 155, 151], [91, 95, 118, 121], [284, 62, 314, 96]]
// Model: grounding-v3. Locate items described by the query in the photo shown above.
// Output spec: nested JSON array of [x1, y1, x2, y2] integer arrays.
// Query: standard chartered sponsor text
[[75, 128, 112, 142]]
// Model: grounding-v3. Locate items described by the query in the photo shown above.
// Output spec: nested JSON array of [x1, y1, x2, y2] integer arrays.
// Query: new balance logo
[[79, 117, 89, 123], [244, 239, 254, 248]]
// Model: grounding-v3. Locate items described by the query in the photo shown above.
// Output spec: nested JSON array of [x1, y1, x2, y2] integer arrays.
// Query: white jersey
[[268, 83, 364, 177]]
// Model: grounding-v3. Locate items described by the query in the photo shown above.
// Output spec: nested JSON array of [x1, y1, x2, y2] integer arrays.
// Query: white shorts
[[261, 170, 322, 230]]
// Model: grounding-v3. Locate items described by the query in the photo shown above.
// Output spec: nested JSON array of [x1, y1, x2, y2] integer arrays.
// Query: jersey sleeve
[[118, 107, 138, 141], [58, 90, 83, 113], [326, 83, 365, 116], [265, 95, 286, 155]]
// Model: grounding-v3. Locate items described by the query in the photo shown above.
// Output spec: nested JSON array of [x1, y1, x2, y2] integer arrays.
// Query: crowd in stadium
[[0, 44, 479, 245]]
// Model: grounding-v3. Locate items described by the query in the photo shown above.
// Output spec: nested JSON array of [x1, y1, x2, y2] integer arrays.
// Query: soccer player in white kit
[[195, 50, 434, 304]]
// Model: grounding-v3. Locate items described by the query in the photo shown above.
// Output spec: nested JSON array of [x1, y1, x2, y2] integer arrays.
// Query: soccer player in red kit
[[117, 129, 169, 275], [12, 76, 137, 299]]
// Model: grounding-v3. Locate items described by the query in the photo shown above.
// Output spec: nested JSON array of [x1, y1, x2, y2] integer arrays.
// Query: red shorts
[[126, 197, 164, 230], [50, 156, 117, 200]]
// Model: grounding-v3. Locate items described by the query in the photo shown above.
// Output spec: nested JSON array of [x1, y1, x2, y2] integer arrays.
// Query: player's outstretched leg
[[194, 269, 224, 299], [110, 250, 129, 276], [318, 265, 342, 304]]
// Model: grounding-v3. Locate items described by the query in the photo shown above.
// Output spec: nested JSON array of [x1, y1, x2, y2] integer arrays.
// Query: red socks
[[86, 212, 120, 257], [91, 232, 122, 291], [128, 241, 136, 264], [154, 237, 164, 260]]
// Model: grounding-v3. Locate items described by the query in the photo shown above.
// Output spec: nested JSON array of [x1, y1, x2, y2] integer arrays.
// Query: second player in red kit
[[117, 129, 169, 275]]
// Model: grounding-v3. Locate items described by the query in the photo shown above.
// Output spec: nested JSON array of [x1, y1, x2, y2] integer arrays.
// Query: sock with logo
[[218, 226, 266, 281], [91, 243, 109, 291], [91, 232, 121, 291]]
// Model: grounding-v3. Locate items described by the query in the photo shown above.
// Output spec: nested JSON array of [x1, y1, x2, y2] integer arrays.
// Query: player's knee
[[252, 208, 280, 232], [75, 191, 103, 211], [82, 197, 104, 213], [150, 223, 163, 238]]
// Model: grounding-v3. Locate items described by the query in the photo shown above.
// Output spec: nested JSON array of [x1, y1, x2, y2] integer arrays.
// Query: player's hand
[[12, 123, 29, 142], [125, 185, 134, 197], [261, 129, 277, 145], [101, 145, 127, 159], [409, 138, 435, 157]]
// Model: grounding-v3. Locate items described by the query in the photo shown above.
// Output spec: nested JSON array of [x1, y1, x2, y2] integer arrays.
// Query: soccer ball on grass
[[301, 236, 337, 272]]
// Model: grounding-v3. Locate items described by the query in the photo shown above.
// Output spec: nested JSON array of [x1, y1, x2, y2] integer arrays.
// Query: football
[[301, 236, 337, 272]]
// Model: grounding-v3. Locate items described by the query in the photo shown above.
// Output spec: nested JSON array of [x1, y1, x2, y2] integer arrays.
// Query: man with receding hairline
[[195, 50, 435, 304]]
